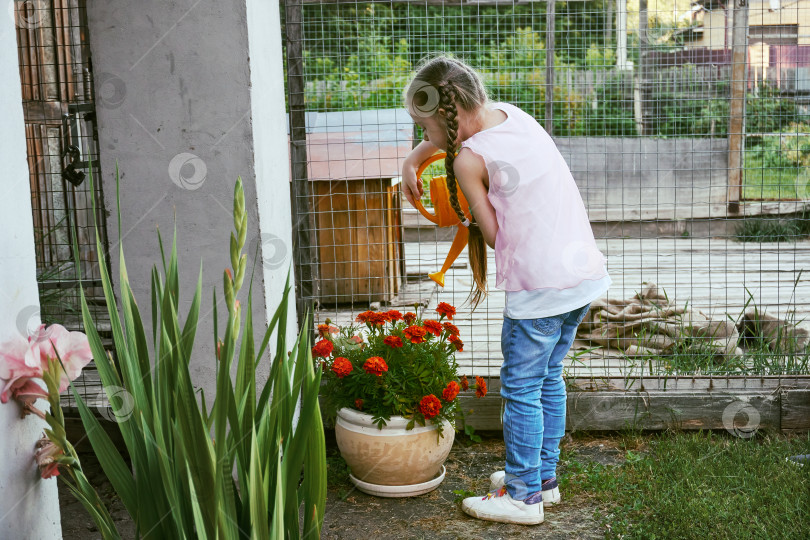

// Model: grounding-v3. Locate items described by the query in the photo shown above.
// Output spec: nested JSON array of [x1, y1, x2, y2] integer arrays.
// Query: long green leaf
[[268, 434, 285, 540], [181, 263, 204, 365], [249, 430, 270, 540], [301, 354, 326, 539], [61, 473, 121, 540], [69, 385, 136, 519], [186, 462, 208, 540]]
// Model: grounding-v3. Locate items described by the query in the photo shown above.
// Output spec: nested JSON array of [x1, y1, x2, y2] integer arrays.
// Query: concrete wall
[[86, 0, 296, 396], [0, 10, 61, 537], [403, 136, 731, 241], [556, 137, 729, 216]]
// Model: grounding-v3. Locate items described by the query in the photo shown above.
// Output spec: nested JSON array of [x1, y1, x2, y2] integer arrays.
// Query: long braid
[[438, 81, 488, 308], [439, 82, 465, 224]]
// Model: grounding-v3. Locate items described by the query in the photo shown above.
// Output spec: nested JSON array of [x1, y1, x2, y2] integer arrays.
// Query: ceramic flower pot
[[335, 407, 454, 496]]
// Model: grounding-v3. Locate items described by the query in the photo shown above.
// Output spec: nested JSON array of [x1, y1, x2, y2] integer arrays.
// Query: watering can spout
[[429, 272, 445, 288], [411, 152, 472, 287]]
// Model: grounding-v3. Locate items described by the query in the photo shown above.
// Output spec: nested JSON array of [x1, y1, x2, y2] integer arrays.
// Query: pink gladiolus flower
[[0, 324, 93, 403], [35, 436, 63, 479], [0, 333, 43, 403], [11, 379, 49, 418]]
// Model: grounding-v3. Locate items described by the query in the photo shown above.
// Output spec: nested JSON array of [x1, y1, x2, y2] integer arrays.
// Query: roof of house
[[288, 108, 414, 182]]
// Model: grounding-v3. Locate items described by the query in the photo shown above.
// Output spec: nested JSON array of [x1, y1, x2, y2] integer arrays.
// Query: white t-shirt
[[504, 268, 611, 319]]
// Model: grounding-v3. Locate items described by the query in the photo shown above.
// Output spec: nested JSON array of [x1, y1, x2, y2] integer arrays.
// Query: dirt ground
[[60, 432, 626, 539]]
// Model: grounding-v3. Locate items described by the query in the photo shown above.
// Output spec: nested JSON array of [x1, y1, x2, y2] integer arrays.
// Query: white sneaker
[[461, 487, 544, 525], [489, 471, 561, 505]]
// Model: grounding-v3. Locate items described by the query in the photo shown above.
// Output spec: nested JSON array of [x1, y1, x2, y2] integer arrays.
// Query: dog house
[[299, 109, 413, 304]]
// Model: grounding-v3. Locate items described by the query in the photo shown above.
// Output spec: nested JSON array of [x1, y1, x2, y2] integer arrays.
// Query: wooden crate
[[313, 178, 402, 304]]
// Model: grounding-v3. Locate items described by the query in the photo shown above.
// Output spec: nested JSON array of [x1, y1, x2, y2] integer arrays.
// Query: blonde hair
[[404, 55, 489, 309]]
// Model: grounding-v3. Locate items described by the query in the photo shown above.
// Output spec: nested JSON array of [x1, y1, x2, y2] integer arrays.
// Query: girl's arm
[[453, 149, 498, 249], [401, 140, 441, 207]]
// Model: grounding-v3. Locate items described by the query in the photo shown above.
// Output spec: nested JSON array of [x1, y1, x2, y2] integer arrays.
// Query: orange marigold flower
[[475, 376, 487, 398], [460, 375, 469, 391], [331, 357, 353, 378], [386, 310, 403, 322], [356, 311, 375, 323], [442, 322, 460, 336], [312, 339, 334, 358], [403, 325, 427, 344], [349, 335, 363, 344], [442, 381, 460, 402], [448, 335, 464, 351], [403, 312, 417, 324], [362, 356, 388, 376], [383, 335, 403, 348], [422, 319, 442, 336], [317, 323, 339, 337], [354, 398, 364, 410], [418, 394, 442, 419], [367, 312, 389, 326], [435, 302, 456, 320]]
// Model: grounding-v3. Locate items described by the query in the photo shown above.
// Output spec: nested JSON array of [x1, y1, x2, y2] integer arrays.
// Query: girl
[[401, 56, 611, 526]]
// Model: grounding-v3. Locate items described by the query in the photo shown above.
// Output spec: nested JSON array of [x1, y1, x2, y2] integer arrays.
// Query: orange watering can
[[411, 152, 472, 287]]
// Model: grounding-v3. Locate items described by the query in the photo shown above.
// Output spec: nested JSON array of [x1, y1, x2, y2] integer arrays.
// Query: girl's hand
[[401, 164, 423, 208], [401, 141, 440, 208]]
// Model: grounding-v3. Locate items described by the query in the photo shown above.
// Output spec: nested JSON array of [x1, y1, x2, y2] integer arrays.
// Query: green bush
[[584, 73, 636, 137]]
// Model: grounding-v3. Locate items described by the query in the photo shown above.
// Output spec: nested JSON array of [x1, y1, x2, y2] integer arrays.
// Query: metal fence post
[[284, 0, 319, 323]]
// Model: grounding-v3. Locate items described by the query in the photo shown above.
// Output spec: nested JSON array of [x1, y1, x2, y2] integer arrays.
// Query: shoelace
[[482, 486, 507, 500]]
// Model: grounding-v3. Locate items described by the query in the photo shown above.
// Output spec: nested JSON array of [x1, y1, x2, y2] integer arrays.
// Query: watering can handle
[[410, 152, 447, 225]]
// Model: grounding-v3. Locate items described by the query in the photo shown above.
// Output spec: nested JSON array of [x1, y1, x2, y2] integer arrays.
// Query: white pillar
[[245, 0, 298, 342], [0, 8, 62, 538], [616, 0, 630, 70]]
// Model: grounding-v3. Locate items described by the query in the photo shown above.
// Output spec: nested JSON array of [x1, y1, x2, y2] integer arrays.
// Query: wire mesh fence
[[284, 0, 810, 390]]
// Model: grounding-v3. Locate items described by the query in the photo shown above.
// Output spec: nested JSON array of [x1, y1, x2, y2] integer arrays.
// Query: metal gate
[[13, 0, 110, 336]]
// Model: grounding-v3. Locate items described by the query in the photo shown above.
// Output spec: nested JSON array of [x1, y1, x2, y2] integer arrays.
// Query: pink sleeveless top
[[460, 102, 607, 291]]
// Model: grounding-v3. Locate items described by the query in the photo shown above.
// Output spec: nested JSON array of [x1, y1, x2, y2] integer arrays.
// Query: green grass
[[743, 154, 807, 200], [735, 214, 810, 243], [560, 430, 810, 539]]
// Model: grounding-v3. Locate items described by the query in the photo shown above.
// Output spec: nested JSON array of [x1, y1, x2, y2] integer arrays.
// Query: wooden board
[[314, 179, 402, 304], [456, 389, 796, 432], [781, 389, 810, 431]]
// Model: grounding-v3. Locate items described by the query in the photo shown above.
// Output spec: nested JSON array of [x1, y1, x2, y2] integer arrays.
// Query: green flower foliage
[[64, 168, 326, 539], [317, 309, 467, 436]]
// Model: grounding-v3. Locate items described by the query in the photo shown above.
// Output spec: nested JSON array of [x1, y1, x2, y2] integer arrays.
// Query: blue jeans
[[500, 303, 590, 500]]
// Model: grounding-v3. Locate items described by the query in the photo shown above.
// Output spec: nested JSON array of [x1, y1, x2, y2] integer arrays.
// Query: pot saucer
[[348, 465, 446, 498]]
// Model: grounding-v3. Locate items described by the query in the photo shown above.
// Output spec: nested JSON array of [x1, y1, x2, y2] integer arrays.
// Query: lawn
[[61, 428, 810, 539], [744, 154, 808, 200], [563, 430, 810, 539]]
